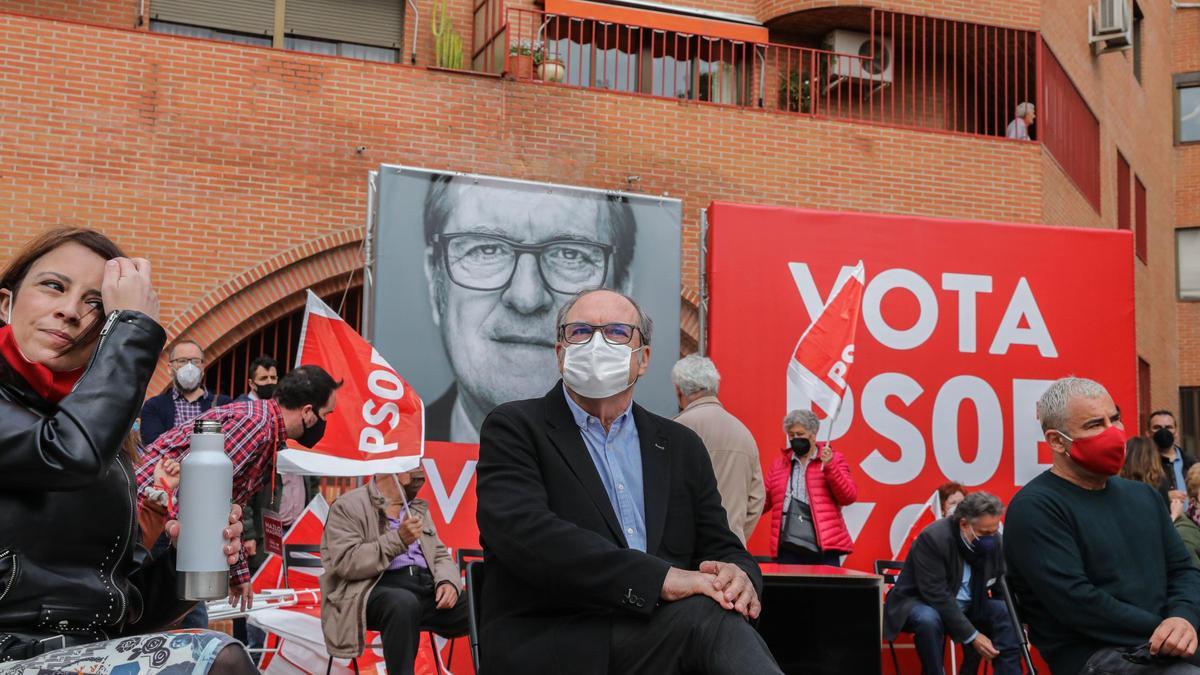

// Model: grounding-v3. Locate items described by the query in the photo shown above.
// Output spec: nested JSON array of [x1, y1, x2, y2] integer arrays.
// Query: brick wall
[[754, 0, 1038, 29], [1040, 0, 1180, 413], [0, 10, 1045, 373], [1, 0, 134, 27], [1176, 7, 1200, 389]]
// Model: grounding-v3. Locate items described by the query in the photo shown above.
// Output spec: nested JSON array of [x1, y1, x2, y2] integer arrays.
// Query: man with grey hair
[[883, 492, 1020, 675], [672, 354, 765, 544], [1006, 102, 1035, 140], [476, 288, 783, 675], [1006, 376, 1200, 674]]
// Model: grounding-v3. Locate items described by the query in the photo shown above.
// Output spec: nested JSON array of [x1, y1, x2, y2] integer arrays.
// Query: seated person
[[1006, 377, 1200, 674], [883, 492, 1021, 675], [475, 289, 783, 675], [319, 469, 468, 675]]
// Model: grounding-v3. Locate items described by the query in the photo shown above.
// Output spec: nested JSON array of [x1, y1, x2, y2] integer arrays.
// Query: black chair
[[466, 560, 486, 674], [875, 559, 906, 675]]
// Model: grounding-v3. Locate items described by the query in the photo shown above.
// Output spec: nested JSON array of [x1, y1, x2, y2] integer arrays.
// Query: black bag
[[782, 496, 819, 553]]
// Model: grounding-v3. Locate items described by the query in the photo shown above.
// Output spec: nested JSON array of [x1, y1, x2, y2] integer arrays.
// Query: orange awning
[[542, 0, 768, 44]]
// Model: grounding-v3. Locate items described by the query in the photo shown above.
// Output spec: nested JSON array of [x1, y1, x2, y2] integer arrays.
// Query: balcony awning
[[543, 0, 769, 43]]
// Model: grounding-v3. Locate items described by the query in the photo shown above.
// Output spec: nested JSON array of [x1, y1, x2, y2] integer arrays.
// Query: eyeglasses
[[170, 358, 203, 367], [434, 233, 613, 295], [559, 322, 645, 346]]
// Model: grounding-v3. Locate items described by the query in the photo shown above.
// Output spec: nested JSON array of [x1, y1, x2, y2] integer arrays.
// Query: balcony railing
[[486, 7, 1040, 141]]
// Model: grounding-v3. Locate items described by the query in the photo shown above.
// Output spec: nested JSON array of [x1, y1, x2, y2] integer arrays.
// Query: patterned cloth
[[137, 399, 288, 584], [0, 630, 240, 675], [171, 389, 206, 429]]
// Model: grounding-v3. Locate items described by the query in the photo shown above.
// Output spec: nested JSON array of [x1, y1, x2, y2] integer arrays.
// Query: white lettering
[[989, 278, 1058, 357], [863, 268, 938, 350], [941, 273, 993, 353], [931, 375, 1003, 486], [860, 373, 926, 484], [788, 262, 858, 323], [1013, 379, 1054, 485], [358, 426, 398, 454], [423, 458, 477, 524]]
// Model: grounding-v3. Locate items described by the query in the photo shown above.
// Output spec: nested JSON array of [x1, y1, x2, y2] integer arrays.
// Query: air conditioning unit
[[822, 30, 893, 91], [1089, 0, 1132, 54]]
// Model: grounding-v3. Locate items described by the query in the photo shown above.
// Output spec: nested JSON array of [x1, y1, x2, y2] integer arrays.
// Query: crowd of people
[[3, 226, 1200, 675]]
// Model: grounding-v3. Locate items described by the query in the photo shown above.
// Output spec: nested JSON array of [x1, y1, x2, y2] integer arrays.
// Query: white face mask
[[561, 333, 643, 400], [175, 362, 203, 391]]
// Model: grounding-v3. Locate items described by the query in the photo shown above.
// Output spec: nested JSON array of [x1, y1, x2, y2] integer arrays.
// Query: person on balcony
[[1006, 102, 1035, 140]]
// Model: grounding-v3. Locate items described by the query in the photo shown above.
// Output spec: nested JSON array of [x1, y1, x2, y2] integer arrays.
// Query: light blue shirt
[[563, 385, 647, 552], [958, 561, 979, 644], [1172, 453, 1187, 493]]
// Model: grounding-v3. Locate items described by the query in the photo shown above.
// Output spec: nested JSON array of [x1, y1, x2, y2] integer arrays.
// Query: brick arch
[[149, 228, 363, 393]]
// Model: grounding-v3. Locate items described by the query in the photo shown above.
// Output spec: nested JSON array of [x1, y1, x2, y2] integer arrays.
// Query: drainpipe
[[408, 0, 419, 64]]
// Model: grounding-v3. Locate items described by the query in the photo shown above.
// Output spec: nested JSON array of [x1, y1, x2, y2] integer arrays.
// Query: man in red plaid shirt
[[137, 364, 342, 610]]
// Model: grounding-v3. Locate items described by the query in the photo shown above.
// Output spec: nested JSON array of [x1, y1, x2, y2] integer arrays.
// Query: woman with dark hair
[[0, 228, 252, 673], [1121, 436, 1171, 507]]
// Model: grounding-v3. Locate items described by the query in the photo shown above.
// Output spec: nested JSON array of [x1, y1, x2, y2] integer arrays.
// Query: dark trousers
[[1083, 647, 1200, 674], [902, 600, 1021, 675], [608, 595, 784, 675], [365, 568, 470, 675], [775, 546, 842, 566]]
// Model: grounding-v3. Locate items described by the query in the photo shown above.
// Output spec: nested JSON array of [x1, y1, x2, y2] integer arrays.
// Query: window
[[1179, 228, 1200, 300], [1117, 151, 1130, 232], [1138, 357, 1151, 434], [1135, 176, 1147, 263], [1132, 1, 1143, 84], [151, 20, 272, 47], [284, 36, 397, 63], [542, 18, 749, 104], [1182, 387, 1200, 456], [1177, 73, 1200, 144]]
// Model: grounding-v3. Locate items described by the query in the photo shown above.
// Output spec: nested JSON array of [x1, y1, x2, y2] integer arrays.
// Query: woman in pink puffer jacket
[[763, 409, 858, 565]]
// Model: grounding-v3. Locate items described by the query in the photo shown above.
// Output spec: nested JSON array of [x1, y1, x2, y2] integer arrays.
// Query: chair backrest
[[466, 560, 486, 674], [456, 548, 485, 573], [282, 543, 324, 589], [874, 559, 904, 588]]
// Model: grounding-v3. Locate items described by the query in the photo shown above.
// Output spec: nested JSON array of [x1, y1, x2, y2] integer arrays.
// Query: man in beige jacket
[[672, 355, 765, 544], [319, 468, 467, 675]]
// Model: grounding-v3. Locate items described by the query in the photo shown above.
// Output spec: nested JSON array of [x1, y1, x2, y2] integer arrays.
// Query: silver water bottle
[[176, 419, 234, 600]]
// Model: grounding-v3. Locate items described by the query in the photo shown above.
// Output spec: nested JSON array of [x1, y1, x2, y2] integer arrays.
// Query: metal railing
[[497, 7, 1040, 140]]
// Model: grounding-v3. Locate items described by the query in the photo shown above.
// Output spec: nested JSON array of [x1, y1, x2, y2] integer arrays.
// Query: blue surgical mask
[[968, 525, 998, 555]]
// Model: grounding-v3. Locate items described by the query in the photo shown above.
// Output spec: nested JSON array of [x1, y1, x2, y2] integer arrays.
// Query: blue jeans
[[180, 601, 209, 629], [902, 600, 1021, 675]]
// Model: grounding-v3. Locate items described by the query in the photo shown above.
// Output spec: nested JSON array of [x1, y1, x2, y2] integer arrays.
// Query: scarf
[[956, 532, 989, 621], [0, 325, 84, 403]]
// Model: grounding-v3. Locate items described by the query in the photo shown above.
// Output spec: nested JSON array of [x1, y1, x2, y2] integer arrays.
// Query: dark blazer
[[139, 388, 231, 445], [1161, 448, 1198, 494], [883, 516, 1006, 644], [475, 383, 760, 675], [424, 384, 456, 442]]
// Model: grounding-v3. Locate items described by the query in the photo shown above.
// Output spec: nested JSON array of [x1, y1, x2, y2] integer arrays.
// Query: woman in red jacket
[[764, 409, 858, 565]]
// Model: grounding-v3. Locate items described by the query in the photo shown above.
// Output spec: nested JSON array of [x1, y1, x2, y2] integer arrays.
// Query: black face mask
[[255, 383, 276, 400], [790, 437, 811, 457], [1153, 428, 1176, 450], [298, 414, 327, 449]]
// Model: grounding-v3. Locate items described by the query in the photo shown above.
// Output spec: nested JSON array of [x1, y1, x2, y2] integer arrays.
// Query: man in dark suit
[[883, 492, 1020, 675], [475, 288, 782, 675]]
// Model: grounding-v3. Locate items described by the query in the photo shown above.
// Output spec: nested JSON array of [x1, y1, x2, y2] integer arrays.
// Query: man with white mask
[[140, 339, 231, 445], [475, 288, 783, 675]]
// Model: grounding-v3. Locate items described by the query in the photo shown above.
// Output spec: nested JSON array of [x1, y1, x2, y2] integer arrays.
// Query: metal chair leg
[[888, 640, 902, 675]]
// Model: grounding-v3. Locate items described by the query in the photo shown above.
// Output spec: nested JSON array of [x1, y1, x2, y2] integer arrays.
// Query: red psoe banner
[[706, 203, 1136, 568], [280, 290, 424, 476], [787, 260, 864, 424]]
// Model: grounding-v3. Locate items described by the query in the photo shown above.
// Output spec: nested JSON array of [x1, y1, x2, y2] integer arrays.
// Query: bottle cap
[[193, 419, 223, 434]]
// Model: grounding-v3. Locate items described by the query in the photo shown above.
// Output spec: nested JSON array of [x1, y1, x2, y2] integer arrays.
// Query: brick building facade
[[0, 0, 1196, 444]]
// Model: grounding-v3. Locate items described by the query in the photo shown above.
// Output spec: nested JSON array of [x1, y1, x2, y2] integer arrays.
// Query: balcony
[[482, 6, 1039, 140]]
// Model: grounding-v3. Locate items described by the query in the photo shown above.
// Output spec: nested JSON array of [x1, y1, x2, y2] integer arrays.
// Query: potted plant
[[508, 41, 535, 79], [534, 43, 566, 83], [778, 69, 812, 113]]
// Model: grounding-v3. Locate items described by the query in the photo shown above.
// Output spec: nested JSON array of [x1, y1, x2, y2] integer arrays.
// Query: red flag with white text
[[786, 260, 865, 429], [278, 290, 424, 476]]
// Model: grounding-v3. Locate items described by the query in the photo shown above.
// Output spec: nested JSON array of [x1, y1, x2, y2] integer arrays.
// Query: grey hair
[[554, 288, 653, 345], [1016, 102, 1035, 117], [783, 409, 820, 434], [671, 355, 720, 397], [955, 492, 1004, 521], [1037, 377, 1110, 432]]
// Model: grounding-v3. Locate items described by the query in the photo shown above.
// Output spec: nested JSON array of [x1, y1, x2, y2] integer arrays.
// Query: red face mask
[[1058, 425, 1126, 476]]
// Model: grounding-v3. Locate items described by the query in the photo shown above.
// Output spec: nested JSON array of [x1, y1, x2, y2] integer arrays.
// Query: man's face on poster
[[425, 182, 628, 416]]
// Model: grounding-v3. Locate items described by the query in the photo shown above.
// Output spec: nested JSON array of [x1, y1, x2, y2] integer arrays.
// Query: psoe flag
[[278, 290, 424, 476], [786, 260, 865, 426]]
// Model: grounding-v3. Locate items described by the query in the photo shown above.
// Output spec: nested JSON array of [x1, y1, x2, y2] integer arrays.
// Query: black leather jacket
[[0, 310, 192, 643]]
